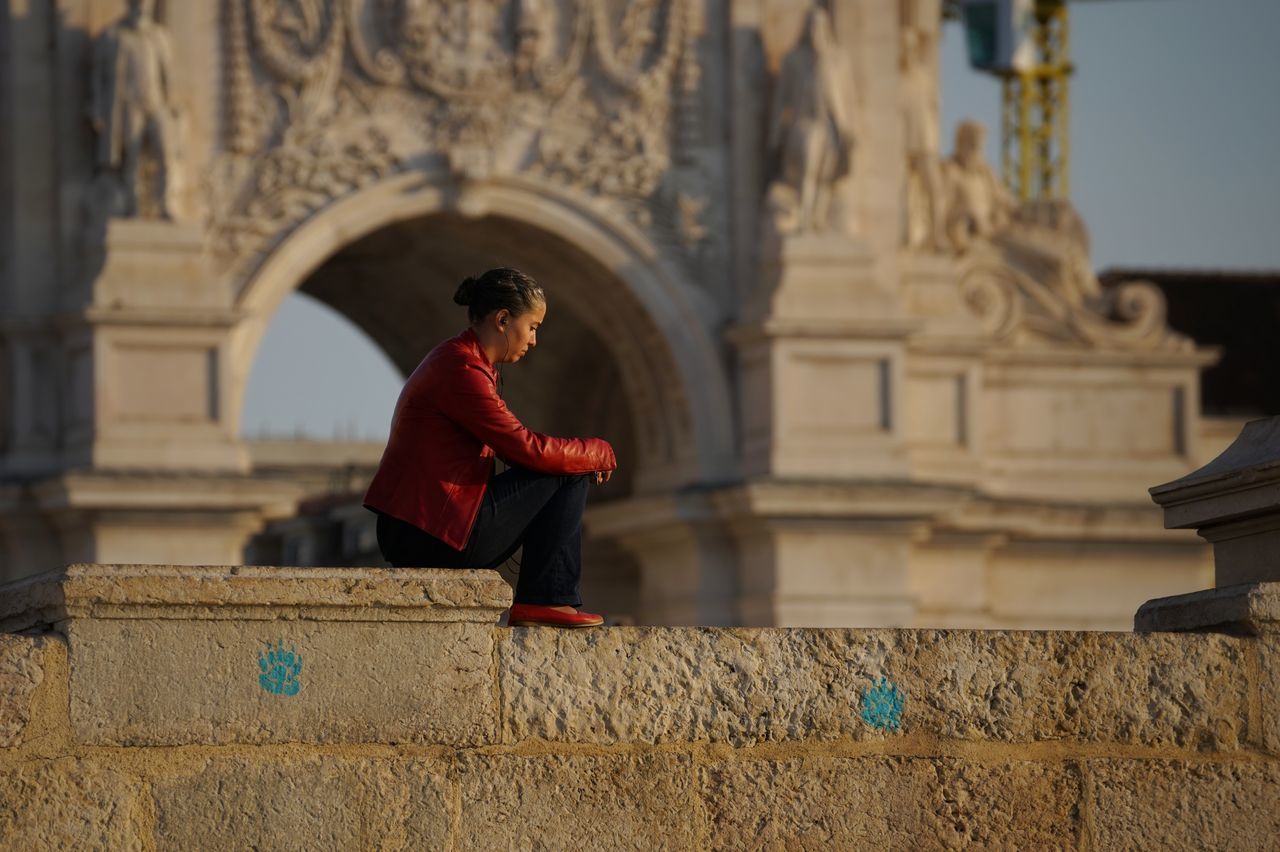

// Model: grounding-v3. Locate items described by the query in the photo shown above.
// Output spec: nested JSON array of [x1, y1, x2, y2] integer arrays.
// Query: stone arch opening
[[240, 292, 403, 441], [228, 174, 736, 496], [286, 212, 643, 497], [229, 177, 737, 618]]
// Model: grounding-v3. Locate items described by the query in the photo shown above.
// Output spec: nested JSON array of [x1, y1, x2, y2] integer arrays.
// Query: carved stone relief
[[960, 251, 1189, 352], [995, 199, 1102, 309], [930, 119, 1185, 352], [763, 5, 856, 237], [900, 0, 944, 251], [941, 120, 1015, 255], [87, 0, 187, 221], [210, 0, 705, 271]]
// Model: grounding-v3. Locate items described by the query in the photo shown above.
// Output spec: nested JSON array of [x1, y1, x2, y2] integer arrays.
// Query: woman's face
[[497, 301, 546, 363]]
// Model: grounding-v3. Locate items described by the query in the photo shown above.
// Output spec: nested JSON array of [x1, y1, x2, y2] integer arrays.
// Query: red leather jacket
[[363, 328, 616, 550]]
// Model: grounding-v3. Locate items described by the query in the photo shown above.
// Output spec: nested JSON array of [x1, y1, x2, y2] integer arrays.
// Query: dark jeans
[[375, 467, 590, 607]]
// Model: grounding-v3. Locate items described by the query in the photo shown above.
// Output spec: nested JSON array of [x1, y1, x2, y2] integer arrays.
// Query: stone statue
[[515, 0, 557, 75], [88, 0, 183, 220], [901, 0, 945, 251], [765, 5, 855, 236], [942, 120, 1015, 254]]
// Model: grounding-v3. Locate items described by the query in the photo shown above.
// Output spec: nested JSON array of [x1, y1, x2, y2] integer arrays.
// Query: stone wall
[[1, 565, 1276, 849]]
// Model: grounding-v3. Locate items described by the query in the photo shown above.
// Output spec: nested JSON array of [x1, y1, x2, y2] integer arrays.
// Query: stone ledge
[[0, 634, 46, 748], [1135, 582, 1280, 635], [499, 627, 1249, 749], [0, 564, 513, 630]]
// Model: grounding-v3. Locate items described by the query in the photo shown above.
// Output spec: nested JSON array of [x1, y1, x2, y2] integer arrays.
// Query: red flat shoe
[[508, 603, 604, 628]]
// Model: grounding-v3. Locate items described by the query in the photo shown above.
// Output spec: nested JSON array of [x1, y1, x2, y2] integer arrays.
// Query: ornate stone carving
[[675, 192, 709, 247], [515, 0, 560, 78], [942, 120, 1015, 254], [215, 114, 402, 259], [88, 0, 186, 220], [996, 199, 1101, 308], [936, 120, 1179, 352], [212, 0, 701, 266], [958, 251, 1191, 352], [763, 5, 856, 237], [900, 0, 945, 251]]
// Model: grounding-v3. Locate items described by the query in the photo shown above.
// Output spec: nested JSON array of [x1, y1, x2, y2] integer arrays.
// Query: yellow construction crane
[[946, 0, 1076, 201]]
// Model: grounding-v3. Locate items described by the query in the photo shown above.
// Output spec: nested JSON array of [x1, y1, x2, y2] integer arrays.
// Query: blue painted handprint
[[860, 676, 904, 732], [257, 640, 302, 696]]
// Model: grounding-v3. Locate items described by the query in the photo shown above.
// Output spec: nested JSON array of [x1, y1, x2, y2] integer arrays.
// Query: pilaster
[[730, 235, 919, 480], [64, 219, 244, 472]]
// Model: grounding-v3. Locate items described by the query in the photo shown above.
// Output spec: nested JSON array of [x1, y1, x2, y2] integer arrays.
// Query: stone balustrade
[[1, 564, 1277, 849]]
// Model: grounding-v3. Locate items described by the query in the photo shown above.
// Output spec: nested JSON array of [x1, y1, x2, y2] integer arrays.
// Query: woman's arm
[[440, 363, 617, 475]]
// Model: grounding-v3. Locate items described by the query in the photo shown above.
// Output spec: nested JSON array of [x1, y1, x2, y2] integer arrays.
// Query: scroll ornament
[[958, 251, 1191, 353]]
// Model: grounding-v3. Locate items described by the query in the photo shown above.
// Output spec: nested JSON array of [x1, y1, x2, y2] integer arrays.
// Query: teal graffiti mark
[[860, 677, 904, 732], [258, 640, 302, 696]]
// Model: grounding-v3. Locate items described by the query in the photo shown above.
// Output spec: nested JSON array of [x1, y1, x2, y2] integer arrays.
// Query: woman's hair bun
[[453, 276, 476, 306], [455, 267, 544, 323]]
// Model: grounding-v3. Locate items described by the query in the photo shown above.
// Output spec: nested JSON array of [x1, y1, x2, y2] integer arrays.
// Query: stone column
[[0, 564, 511, 745], [1136, 416, 1280, 634]]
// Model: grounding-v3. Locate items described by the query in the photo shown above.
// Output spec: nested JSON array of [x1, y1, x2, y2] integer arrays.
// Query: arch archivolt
[[226, 171, 736, 491]]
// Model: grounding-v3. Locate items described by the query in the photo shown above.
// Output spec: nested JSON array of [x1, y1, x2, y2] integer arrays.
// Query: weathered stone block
[[1260, 637, 1280, 755], [699, 757, 1080, 849], [153, 757, 452, 851], [1087, 760, 1280, 849], [0, 633, 46, 748], [454, 754, 696, 849], [0, 759, 144, 850], [69, 619, 496, 745], [912, 630, 1247, 750], [500, 627, 1247, 748], [1136, 582, 1280, 635]]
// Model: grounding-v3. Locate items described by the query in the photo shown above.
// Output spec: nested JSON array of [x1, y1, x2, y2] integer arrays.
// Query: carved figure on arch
[[900, 0, 946, 251], [764, 5, 856, 236], [942, 120, 1015, 254], [87, 0, 184, 220], [515, 0, 558, 76]]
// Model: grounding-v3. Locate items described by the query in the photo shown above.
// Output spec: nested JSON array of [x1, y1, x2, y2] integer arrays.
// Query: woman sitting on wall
[[364, 267, 617, 628]]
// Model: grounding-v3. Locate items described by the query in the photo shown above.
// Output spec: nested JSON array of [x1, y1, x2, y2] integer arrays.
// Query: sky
[[241, 0, 1280, 440]]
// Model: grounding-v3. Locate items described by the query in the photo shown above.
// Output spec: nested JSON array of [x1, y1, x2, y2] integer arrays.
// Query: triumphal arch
[[0, 0, 1216, 627]]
